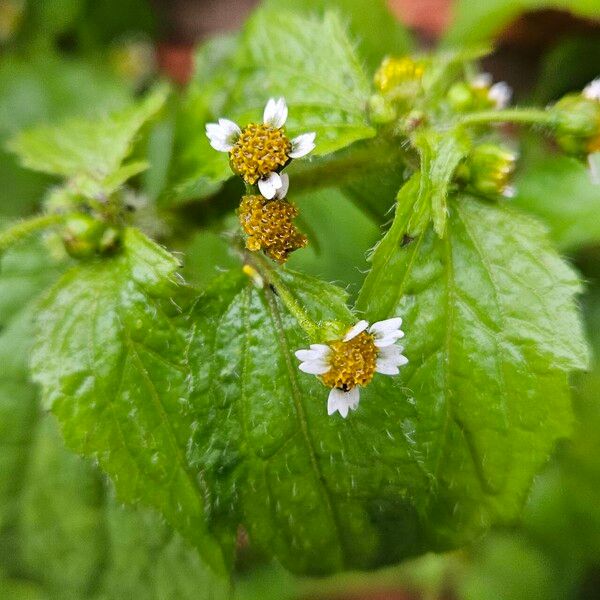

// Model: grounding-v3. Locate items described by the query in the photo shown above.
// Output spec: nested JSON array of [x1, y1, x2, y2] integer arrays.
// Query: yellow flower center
[[238, 195, 308, 263], [321, 332, 378, 391], [374, 56, 424, 93], [229, 123, 291, 185]]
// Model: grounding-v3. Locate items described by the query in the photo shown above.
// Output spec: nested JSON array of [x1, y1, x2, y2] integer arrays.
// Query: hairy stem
[[458, 108, 559, 128], [249, 253, 321, 339], [0, 213, 66, 253]]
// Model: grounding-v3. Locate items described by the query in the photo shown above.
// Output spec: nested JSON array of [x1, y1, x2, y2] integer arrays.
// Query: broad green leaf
[[8, 87, 167, 184], [356, 185, 589, 544], [30, 228, 227, 573], [225, 9, 376, 156], [444, 0, 600, 46], [261, 0, 414, 70], [188, 269, 435, 575], [513, 155, 600, 250]]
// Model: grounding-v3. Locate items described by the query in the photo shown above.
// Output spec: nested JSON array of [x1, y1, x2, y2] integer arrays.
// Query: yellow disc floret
[[321, 332, 378, 391], [229, 123, 292, 185], [374, 56, 424, 93], [238, 195, 308, 263]]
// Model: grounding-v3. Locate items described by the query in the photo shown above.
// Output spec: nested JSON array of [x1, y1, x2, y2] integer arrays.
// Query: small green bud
[[552, 94, 600, 155], [447, 82, 476, 112], [457, 144, 517, 197], [62, 214, 120, 260], [367, 94, 397, 125]]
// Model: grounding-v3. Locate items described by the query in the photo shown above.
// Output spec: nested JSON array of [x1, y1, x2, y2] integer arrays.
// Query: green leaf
[[225, 9, 376, 156], [513, 154, 600, 250], [356, 186, 589, 544], [8, 86, 167, 184], [261, 0, 414, 70], [30, 228, 228, 573], [444, 0, 600, 46], [413, 132, 469, 237], [188, 269, 435, 575]]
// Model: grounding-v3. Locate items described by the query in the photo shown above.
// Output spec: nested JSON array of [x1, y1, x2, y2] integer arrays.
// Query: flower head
[[205, 97, 316, 199], [238, 174, 307, 263], [295, 318, 407, 418], [373, 56, 424, 94]]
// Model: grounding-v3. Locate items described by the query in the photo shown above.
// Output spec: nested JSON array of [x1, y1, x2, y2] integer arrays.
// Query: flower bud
[[62, 214, 120, 259], [367, 94, 397, 125], [456, 144, 517, 197], [373, 56, 424, 94], [552, 94, 600, 156]]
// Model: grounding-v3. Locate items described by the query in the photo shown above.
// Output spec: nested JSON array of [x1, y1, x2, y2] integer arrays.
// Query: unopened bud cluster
[[552, 80, 600, 157], [456, 144, 517, 197]]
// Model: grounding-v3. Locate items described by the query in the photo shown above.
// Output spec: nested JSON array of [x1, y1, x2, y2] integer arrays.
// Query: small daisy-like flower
[[205, 97, 316, 199], [238, 174, 308, 263], [295, 318, 407, 418], [471, 74, 512, 109], [583, 78, 600, 101]]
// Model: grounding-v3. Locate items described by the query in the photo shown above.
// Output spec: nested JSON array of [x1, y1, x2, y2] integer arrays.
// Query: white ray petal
[[274, 173, 289, 199], [374, 331, 405, 347], [489, 82, 512, 108], [375, 362, 400, 375], [205, 119, 240, 152], [369, 317, 403, 336], [289, 132, 316, 158], [257, 172, 283, 199], [299, 360, 331, 375], [583, 78, 600, 101], [264, 97, 288, 128], [327, 387, 360, 418], [343, 320, 369, 342]]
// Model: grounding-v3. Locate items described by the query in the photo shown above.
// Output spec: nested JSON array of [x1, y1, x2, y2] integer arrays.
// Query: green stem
[[0, 213, 66, 253], [249, 253, 321, 339], [458, 108, 559, 128]]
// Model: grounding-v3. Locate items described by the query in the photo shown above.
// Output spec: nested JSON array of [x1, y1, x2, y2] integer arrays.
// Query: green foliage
[[1, 0, 598, 595], [357, 178, 588, 543], [445, 0, 600, 45], [262, 0, 414, 69], [30, 228, 227, 573], [513, 154, 600, 250], [187, 269, 432, 574], [8, 87, 167, 191]]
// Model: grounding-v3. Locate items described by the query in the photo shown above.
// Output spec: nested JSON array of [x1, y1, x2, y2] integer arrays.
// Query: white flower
[[471, 73, 493, 89], [583, 78, 600, 102], [489, 81, 512, 109], [295, 317, 408, 418], [205, 97, 316, 199]]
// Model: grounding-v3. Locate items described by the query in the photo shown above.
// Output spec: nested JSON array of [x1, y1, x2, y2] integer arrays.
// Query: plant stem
[[249, 253, 321, 339], [0, 213, 66, 253], [458, 108, 559, 128]]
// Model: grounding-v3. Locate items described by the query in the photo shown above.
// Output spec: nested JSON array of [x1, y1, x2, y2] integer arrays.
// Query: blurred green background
[[1, 0, 599, 598]]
